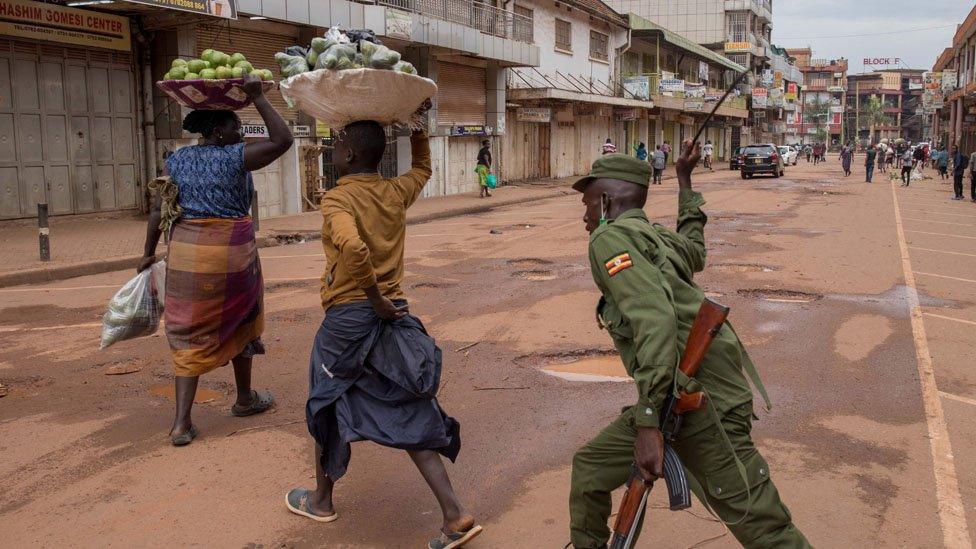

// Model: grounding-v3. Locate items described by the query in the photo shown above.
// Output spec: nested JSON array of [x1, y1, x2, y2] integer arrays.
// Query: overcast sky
[[772, 1, 971, 75]]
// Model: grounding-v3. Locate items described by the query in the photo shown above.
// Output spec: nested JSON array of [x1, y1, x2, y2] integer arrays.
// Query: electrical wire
[[778, 23, 955, 40]]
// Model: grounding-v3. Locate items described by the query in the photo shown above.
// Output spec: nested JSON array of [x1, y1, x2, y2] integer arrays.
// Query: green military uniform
[[569, 154, 809, 548]]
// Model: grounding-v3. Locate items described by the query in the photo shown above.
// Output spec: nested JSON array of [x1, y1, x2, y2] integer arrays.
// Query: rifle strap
[[725, 323, 772, 412]]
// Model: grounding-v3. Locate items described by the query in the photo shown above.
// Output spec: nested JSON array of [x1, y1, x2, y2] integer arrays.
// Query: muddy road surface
[[1, 158, 974, 548]]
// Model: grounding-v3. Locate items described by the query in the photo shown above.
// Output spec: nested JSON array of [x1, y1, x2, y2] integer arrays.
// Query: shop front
[[0, 0, 140, 219]]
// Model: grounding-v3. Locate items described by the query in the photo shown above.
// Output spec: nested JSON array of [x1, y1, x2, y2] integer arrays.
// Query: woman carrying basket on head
[[139, 75, 294, 446]]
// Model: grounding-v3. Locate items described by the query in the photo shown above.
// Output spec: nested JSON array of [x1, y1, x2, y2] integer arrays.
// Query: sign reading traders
[[121, 0, 237, 20], [0, 0, 130, 51]]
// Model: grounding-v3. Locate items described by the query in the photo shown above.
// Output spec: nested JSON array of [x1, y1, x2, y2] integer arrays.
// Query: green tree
[[805, 98, 830, 145], [862, 95, 889, 145]]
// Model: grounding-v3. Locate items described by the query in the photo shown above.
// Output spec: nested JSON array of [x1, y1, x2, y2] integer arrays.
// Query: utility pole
[[854, 80, 860, 146]]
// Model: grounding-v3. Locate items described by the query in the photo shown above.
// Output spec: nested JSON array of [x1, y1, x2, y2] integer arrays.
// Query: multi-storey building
[[846, 71, 905, 144], [601, 0, 774, 145], [504, 0, 631, 180], [0, 0, 540, 220], [930, 4, 976, 152], [787, 48, 847, 148]]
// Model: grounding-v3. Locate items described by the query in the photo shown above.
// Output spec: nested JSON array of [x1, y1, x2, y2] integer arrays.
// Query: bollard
[[251, 189, 260, 232], [37, 203, 50, 262]]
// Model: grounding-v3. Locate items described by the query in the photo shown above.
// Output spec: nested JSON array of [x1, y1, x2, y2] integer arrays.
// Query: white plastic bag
[[100, 261, 166, 349], [279, 68, 437, 129]]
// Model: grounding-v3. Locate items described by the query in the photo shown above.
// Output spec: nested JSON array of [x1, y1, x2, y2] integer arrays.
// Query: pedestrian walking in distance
[[138, 76, 292, 446], [286, 113, 482, 549], [934, 145, 949, 181], [900, 148, 914, 187], [634, 141, 648, 161], [602, 138, 617, 155], [476, 139, 492, 198], [804, 143, 812, 162], [951, 145, 969, 200], [702, 139, 714, 170], [840, 144, 853, 176], [651, 144, 666, 185], [661, 140, 672, 164], [568, 144, 809, 549], [864, 144, 877, 183]]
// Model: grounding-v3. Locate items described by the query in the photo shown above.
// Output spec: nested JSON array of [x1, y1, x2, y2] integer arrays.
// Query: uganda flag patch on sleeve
[[605, 252, 633, 276]]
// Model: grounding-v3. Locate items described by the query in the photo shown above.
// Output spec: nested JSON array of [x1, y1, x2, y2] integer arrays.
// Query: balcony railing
[[375, 0, 534, 43]]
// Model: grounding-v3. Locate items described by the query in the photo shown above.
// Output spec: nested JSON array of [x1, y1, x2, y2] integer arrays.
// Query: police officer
[[569, 141, 809, 548]]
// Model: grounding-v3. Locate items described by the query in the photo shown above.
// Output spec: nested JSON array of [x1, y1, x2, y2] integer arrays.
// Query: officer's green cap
[[573, 153, 653, 192]]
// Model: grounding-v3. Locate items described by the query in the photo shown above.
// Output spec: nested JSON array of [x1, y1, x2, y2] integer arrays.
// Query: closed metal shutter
[[195, 24, 299, 123], [0, 37, 140, 219], [436, 61, 486, 126]]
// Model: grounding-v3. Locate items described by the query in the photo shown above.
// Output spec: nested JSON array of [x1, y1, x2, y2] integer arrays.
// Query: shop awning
[[628, 14, 746, 74], [508, 87, 654, 109]]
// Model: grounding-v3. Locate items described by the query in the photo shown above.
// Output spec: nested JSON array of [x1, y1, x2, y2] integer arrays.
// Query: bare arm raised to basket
[[393, 100, 434, 207], [242, 75, 294, 171]]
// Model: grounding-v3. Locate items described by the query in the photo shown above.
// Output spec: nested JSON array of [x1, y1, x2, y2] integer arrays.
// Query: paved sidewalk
[[0, 179, 574, 287], [0, 164, 687, 288]]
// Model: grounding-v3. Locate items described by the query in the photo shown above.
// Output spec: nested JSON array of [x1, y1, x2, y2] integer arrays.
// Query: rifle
[[608, 298, 731, 549]]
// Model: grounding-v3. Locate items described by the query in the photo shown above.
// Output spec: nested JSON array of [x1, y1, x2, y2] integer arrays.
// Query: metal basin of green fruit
[[156, 78, 276, 111], [159, 52, 275, 110]]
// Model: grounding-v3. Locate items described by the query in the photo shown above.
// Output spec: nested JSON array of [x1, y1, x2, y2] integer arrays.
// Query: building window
[[555, 19, 572, 52], [513, 5, 533, 43], [589, 30, 609, 61], [727, 12, 748, 43]]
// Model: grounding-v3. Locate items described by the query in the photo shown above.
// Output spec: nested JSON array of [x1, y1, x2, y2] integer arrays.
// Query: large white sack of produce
[[279, 68, 437, 129]]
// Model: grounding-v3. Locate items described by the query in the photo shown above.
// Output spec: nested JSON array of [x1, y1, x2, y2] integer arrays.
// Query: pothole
[[803, 187, 852, 196], [266, 279, 315, 291], [517, 349, 630, 383], [512, 270, 557, 281], [712, 263, 778, 273], [271, 231, 317, 245], [492, 223, 537, 232], [507, 258, 554, 269], [737, 288, 824, 303], [411, 281, 453, 289]]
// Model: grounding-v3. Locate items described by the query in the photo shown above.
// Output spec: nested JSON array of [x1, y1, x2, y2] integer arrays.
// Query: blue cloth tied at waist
[[306, 300, 460, 480]]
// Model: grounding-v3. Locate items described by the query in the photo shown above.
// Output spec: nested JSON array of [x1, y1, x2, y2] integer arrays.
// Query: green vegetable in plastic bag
[[311, 37, 332, 54], [316, 44, 357, 70], [393, 61, 417, 74], [306, 49, 319, 68], [275, 52, 309, 78], [369, 45, 401, 69], [359, 40, 378, 64]]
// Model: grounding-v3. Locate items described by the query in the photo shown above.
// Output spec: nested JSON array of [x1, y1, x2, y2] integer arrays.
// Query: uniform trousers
[[569, 403, 810, 549]]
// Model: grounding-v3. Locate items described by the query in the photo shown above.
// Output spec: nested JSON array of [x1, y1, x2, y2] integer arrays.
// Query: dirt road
[[1, 157, 974, 548]]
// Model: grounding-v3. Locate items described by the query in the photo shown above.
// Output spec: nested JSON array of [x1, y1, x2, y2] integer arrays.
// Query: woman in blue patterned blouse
[[140, 76, 294, 446]]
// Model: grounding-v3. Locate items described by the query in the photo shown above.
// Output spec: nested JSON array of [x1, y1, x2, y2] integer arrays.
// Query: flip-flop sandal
[[428, 524, 483, 549], [285, 488, 338, 523], [170, 425, 198, 446], [231, 389, 275, 417]]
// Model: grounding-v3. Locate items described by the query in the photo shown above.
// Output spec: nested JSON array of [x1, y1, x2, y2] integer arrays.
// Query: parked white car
[[777, 146, 798, 166]]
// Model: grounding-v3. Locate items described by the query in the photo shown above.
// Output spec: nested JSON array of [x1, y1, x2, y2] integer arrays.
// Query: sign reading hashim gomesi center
[[0, 0, 130, 51]]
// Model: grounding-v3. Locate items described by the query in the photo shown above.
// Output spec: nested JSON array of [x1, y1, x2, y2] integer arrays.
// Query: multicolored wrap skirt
[[165, 217, 264, 377]]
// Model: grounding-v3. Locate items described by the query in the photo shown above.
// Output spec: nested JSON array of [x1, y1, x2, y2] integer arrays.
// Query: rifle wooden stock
[[678, 298, 730, 378], [609, 470, 650, 549]]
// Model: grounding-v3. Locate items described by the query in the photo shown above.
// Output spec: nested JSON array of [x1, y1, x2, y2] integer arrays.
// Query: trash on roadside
[[0, 383, 7, 397], [100, 261, 166, 350]]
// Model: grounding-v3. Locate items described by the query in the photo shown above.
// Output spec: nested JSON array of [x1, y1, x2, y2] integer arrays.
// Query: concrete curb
[[0, 185, 573, 289]]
